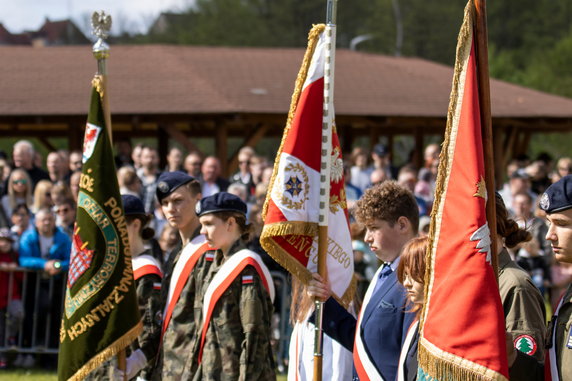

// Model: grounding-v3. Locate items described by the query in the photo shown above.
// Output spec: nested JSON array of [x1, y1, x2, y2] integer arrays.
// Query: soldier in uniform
[[150, 172, 214, 380], [193, 192, 275, 380], [89, 195, 163, 380]]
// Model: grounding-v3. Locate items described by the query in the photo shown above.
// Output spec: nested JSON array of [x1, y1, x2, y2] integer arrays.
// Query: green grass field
[[0, 370, 288, 380]]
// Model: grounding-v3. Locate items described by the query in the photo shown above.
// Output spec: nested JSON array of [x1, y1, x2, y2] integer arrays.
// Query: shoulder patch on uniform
[[242, 275, 254, 285], [153, 282, 161, 290], [514, 334, 537, 356], [205, 252, 215, 262]]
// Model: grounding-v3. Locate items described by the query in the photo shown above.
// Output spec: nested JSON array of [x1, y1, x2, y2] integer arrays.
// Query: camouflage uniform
[[85, 249, 162, 380], [152, 228, 215, 380], [192, 240, 275, 381]]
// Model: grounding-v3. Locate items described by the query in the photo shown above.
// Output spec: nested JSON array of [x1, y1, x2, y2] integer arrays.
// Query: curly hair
[[355, 181, 419, 234], [495, 192, 531, 248]]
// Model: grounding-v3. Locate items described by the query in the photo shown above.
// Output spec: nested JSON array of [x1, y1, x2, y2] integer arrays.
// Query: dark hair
[[495, 193, 531, 248], [185, 179, 202, 197], [216, 211, 253, 242], [13, 203, 30, 216], [125, 214, 155, 241]]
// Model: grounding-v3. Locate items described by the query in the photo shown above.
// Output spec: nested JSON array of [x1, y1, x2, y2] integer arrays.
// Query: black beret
[[156, 171, 195, 202], [196, 192, 247, 217], [122, 195, 146, 216], [539, 174, 572, 214]]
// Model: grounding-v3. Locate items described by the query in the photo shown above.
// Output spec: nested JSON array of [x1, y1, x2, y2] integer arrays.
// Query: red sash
[[353, 265, 386, 381], [161, 235, 211, 339], [197, 249, 274, 363], [132, 254, 163, 281]]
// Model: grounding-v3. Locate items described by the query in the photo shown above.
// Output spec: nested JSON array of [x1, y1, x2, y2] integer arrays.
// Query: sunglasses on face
[[13, 179, 27, 185]]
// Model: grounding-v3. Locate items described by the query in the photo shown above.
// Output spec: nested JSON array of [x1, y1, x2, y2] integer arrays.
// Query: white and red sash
[[397, 320, 419, 381], [132, 254, 163, 281], [353, 264, 386, 381], [547, 296, 565, 381], [161, 235, 212, 338], [197, 249, 275, 363]]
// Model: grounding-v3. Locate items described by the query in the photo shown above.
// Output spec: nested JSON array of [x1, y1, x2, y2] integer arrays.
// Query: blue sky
[[0, 0, 192, 35]]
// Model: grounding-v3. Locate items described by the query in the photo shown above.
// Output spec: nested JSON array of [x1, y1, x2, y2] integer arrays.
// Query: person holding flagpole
[[151, 172, 214, 380], [308, 181, 416, 381], [194, 192, 275, 380]]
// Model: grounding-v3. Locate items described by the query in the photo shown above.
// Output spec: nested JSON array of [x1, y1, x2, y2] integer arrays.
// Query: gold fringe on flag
[[66, 321, 143, 381]]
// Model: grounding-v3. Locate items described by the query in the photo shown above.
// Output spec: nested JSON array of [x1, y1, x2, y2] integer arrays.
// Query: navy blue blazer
[[319, 270, 414, 381]]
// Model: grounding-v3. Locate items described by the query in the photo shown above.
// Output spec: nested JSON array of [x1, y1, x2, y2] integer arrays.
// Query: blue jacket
[[318, 270, 414, 381], [19, 227, 71, 270]]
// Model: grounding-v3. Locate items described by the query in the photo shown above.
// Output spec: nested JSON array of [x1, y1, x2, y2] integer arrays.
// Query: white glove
[[112, 349, 148, 381]]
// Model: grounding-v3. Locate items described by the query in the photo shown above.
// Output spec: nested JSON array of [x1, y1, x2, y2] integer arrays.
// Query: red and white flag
[[418, 2, 509, 380], [261, 24, 354, 306]]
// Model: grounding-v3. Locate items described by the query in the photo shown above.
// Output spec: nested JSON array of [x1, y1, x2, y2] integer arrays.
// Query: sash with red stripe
[[546, 296, 565, 381], [161, 235, 212, 339], [132, 254, 163, 281], [397, 320, 419, 381], [197, 249, 275, 363], [353, 264, 386, 381]]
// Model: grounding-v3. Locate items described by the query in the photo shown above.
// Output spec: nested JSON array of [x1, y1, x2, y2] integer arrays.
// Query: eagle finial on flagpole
[[91, 11, 112, 76]]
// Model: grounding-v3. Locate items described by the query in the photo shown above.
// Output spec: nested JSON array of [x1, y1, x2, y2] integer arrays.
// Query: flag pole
[[91, 11, 126, 380], [473, 0, 499, 280], [313, 1, 337, 380]]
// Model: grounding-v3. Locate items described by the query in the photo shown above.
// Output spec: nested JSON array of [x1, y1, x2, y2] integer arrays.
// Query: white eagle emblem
[[470, 223, 492, 264]]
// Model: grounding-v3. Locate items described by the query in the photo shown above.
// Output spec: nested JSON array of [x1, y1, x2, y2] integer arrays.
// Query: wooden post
[[474, 0, 498, 280]]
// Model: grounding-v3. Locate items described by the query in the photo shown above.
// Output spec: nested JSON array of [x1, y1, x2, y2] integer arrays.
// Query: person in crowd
[[199, 156, 229, 197], [516, 238, 552, 297], [137, 146, 161, 214], [227, 182, 251, 217], [184, 152, 203, 178], [0, 228, 23, 369], [308, 181, 417, 380], [352, 239, 374, 299], [396, 236, 429, 381], [31, 180, 54, 214], [54, 198, 76, 239], [118, 166, 142, 197], [194, 192, 275, 380], [89, 195, 162, 381], [495, 193, 547, 379], [369, 144, 398, 180], [551, 156, 572, 184], [165, 147, 184, 172], [526, 160, 552, 195], [369, 168, 387, 188], [50, 181, 73, 208], [131, 143, 144, 171], [512, 191, 551, 256], [350, 147, 372, 192], [69, 171, 81, 203], [288, 277, 353, 381], [422, 143, 440, 171], [499, 168, 537, 213], [19, 208, 71, 366], [158, 223, 180, 265], [397, 166, 428, 217], [1, 169, 33, 219], [344, 163, 361, 216], [229, 146, 256, 194], [249, 155, 268, 190], [46, 152, 66, 184], [11, 140, 49, 190], [0, 158, 11, 196], [10, 204, 32, 250], [68, 150, 83, 174], [114, 139, 134, 169], [151, 172, 214, 380]]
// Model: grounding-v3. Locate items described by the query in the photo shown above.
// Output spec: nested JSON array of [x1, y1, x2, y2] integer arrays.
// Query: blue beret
[[196, 192, 247, 217], [156, 171, 195, 202], [540, 175, 572, 214], [122, 195, 146, 216]]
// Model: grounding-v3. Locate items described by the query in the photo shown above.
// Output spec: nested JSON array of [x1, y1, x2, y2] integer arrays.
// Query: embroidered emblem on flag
[[67, 227, 94, 288], [82, 123, 102, 163], [205, 252, 215, 262], [514, 335, 537, 356], [242, 275, 254, 284]]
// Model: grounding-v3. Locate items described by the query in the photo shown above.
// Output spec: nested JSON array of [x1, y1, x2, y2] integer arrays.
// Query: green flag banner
[[58, 75, 142, 381]]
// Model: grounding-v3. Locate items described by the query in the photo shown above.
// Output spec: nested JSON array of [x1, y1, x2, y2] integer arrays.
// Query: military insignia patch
[[242, 275, 254, 284], [195, 202, 201, 215], [158, 181, 169, 193], [514, 334, 537, 356], [205, 252, 214, 262], [540, 193, 550, 211], [82, 123, 102, 163]]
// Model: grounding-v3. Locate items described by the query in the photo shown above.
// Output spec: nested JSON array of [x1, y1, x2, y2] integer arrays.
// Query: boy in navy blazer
[[309, 181, 417, 381]]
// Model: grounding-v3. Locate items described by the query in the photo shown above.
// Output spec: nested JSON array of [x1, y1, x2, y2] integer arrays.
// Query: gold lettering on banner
[[79, 173, 95, 192]]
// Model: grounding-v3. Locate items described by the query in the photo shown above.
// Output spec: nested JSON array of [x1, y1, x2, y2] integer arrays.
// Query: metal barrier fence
[[0, 268, 294, 373]]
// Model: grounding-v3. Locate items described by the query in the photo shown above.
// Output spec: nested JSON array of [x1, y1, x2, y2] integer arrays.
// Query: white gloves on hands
[[112, 349, 147, 381]]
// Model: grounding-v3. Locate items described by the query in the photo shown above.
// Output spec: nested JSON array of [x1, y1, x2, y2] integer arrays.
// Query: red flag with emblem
[[417, 2, 509, 380], [260, 24, 354, 307]]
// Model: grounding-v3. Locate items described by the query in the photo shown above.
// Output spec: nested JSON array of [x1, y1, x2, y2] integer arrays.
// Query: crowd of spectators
[[0, 137, 570, 371]]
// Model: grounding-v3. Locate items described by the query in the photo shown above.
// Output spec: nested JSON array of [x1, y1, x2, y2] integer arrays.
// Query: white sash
[[132, 254, 162, 274], [164, 235, 207, 317], [353, 264, 386, 381], [397, 320, 419, 381]]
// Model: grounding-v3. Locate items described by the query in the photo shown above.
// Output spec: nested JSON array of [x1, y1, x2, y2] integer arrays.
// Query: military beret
[[539, 174, 572, 214], [196, 192, 247, 217], [156, 171, 195, 202], [122, 194, 146, 216]]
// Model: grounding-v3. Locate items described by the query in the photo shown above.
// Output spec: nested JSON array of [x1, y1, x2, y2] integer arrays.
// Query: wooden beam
[[162, 123, 201, 154], [227, 124, 269, 174], [216, 124, 228, 176], [38, 137, 57, 152], [414, 127, 424, 169], [158, 126, 169, 170]]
